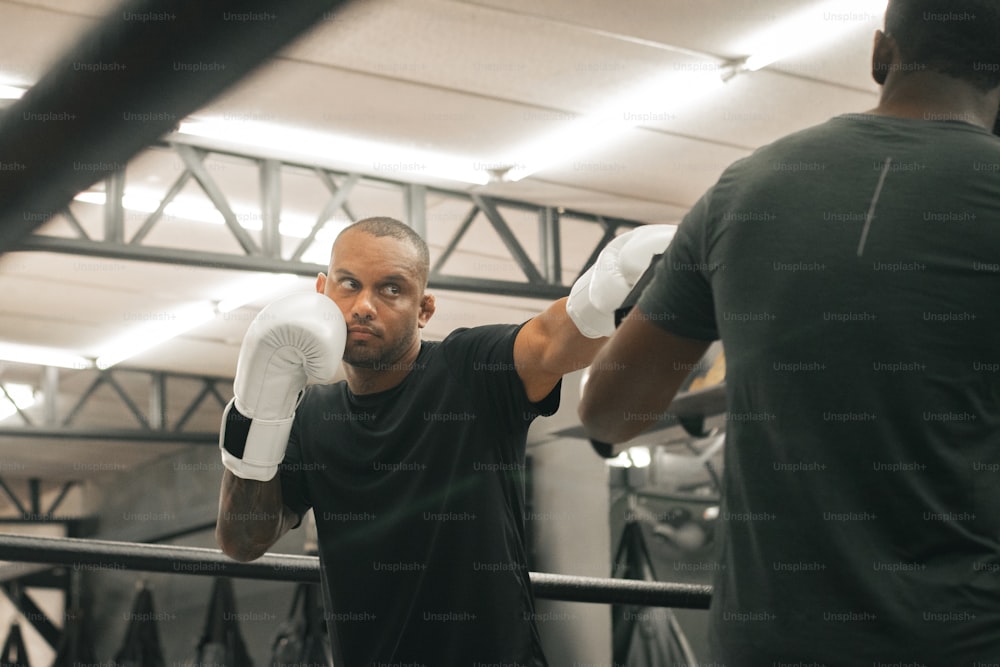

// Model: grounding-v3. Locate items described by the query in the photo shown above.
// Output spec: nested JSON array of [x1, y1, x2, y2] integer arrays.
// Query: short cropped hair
[[340, 217, 430, 287], [885, 0, 1000, 90]]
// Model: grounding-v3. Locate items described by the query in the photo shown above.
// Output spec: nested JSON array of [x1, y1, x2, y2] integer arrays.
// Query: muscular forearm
[[534, 298, 608, 375], [515, 298, 608, 403], [216, 470, 295, 562]]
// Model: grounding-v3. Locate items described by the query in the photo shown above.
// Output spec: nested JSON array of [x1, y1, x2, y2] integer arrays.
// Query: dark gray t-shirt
[[280, 324, 559, 666], [638, 113, 1000, 666]]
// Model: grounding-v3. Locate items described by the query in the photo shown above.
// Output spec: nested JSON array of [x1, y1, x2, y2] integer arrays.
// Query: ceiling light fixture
[[504, 66, 730, 181], [174, 120, 491, 186], [94, 301, 218, 370], [93, 273, 304, 370], [0, 343, 93, 370], [737, 0, 888, 72], [504, 0, 887, 181], [0, 84, 26, 100]]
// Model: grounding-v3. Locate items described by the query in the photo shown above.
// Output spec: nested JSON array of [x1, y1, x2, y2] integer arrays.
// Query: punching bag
[[185, 577, 253, 667], [270, 582, 332, 666], [112, 583, 165, 667], [52, 605, 98, 667]]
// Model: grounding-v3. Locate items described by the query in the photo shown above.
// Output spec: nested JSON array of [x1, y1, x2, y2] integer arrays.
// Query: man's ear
[[872, 30, 896, 86], [418, 293, 436, 328], [316, 272, 327, 294]]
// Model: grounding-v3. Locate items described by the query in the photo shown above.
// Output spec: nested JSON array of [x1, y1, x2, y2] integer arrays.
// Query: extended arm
[[514, 297, 606, 402], [578, 305, 710, 445], [514, 224, 677, 403]]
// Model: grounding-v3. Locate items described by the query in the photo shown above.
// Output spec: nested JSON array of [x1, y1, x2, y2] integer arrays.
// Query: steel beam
[[290, 172, 359, 262], [174, 143, 260, 255], [1, 583, 60, 648], [59, 206, 90, 241], [45, 482, 77, 517], [259, 159, 282, 259], [539, 207, 561, 284], [0, 479, 27, 517], [41, 367, 59, 427], [0, 382, 34, 426], [129, 169, 192, 245], [149, 372, 167, 431], [18, 235, 572, 300], [103, 170, 126, 244], [12, 131, 649, 299], [5, 363, 231, 445], [430, 204, 479, 276], [405, 184, 427, 240], [470, 193, 545, 285]]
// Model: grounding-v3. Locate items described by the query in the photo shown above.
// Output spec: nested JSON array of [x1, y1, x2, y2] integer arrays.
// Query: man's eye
[[383, 285, 400, 296], [340, 278, 358, 289]]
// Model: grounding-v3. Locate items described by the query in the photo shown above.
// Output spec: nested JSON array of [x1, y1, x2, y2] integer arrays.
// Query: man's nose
[[350, 289, 376, 321]]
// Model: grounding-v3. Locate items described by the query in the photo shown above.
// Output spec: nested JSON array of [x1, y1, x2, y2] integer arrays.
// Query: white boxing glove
[[220, 292, 346, 481], [567, 224, 676, 338]]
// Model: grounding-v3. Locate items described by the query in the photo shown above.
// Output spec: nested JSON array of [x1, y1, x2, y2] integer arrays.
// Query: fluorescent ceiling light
[[0, 84, 26, 100], [505, 68, 727, 181], [0, 383, 36, 422], [739, 0, 888, 72], [175, 120, 491, 185], [95, 302, 217, 370], [94, 274, 306, 370], [504, 0, 886, 180], [0, 343, 93, 369]]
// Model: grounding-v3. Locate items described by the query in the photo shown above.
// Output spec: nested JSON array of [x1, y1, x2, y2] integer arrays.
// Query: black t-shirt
[[280, 323, 560, 666], [638, 114, 1000, 665]]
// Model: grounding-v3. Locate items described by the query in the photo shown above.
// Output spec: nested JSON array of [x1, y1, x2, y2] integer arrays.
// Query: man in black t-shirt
[[579, 2, 1000, 665], [215, 216, 674, 664]]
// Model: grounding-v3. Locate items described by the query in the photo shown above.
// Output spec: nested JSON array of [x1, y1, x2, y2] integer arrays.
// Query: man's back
[[647, 113, 1000, 664]]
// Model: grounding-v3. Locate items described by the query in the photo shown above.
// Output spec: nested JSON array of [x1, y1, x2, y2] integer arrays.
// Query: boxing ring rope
[[0, 534, 712, 609]]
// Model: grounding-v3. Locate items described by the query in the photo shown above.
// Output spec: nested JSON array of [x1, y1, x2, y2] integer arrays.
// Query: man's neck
[[868, 72, 999, 130], [343, 342, 423, 395]]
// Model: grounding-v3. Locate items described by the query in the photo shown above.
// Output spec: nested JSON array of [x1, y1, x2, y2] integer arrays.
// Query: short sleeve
[[441, 324, 561, 425], [637, 190, 720, 341]]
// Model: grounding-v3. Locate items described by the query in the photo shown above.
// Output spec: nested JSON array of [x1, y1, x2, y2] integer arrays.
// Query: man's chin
[[343, 354, 382, 370]]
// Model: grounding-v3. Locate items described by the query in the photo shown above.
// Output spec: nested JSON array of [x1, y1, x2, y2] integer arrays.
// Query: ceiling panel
[[284, 0, 722, 113], [0, 2, 94, 83]]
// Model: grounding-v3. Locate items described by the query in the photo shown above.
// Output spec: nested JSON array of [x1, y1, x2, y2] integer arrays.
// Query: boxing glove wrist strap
[[219, 398, 294, 482]]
